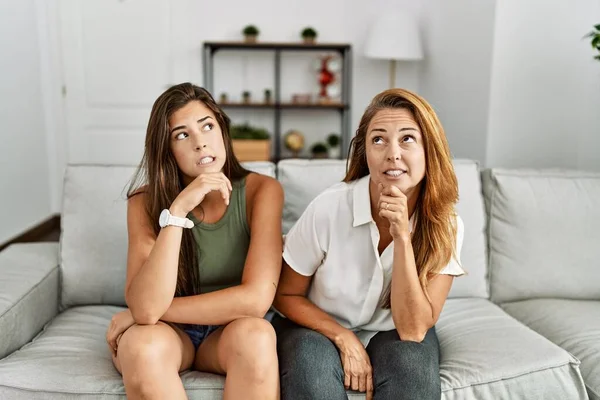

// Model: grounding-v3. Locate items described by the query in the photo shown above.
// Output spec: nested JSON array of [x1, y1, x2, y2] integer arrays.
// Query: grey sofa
[[0, 159, 598, 399]]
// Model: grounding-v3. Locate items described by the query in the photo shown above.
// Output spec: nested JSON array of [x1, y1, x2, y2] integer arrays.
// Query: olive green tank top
[[187, 177, 250, 294]]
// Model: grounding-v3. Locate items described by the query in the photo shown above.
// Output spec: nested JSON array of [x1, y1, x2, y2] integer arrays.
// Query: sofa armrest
[[0, 243, 60, 359]]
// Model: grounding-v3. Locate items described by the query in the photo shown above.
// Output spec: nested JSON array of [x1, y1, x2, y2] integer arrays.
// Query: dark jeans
[[272, 315, 441, 400]]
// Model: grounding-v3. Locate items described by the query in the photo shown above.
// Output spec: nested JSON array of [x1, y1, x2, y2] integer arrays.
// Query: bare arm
[[389, 237, 453, 342], [124, 192, 182, 324], [159, 176, 284, 325]]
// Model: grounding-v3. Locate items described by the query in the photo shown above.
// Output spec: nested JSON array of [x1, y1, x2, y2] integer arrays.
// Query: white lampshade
[[364, 12, 423, 61]]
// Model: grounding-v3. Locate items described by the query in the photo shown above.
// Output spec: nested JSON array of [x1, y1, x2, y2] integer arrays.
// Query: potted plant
[[219, 92, 228, 104], [242, 91, 251, 104], [326, 133, 341, 158], [264, 89, 272, 104], [242, 25, 259, 43], [585, 24, 600, 61], [310, 142, 329, 159], [301, 27, 318, 44], [230, 123, 271, 161]]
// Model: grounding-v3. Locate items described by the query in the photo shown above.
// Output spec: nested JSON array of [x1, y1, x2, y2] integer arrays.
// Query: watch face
[[159, 209, 169, 227]]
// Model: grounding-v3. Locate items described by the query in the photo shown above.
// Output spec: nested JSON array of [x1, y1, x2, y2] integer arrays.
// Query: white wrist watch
[[159, 209, 194, 229]]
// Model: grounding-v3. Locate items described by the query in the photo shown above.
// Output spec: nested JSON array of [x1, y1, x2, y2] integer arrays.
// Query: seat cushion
[[482, 168, 600, 303], [0, 306, 225, 399], [502, 299, 600, 400], [437, 298, 588, 399], [0, 302, 588, 399]]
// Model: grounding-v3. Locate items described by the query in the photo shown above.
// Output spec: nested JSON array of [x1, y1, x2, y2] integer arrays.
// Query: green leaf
[[595, 55, 600, 61], [592, 36, 600, 48], [595, 24, 600, 31]]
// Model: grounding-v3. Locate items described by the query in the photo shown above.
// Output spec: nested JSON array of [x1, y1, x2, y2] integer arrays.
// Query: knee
[[279, 328, 344, 391], [224, 317, 277, 376], [117, 323, 173, 372], [117, 323, 179, 395], [375, 342, 439, 395]]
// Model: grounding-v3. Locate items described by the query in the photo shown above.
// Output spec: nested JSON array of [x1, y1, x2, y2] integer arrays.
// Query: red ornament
[[318, 57, 335, 98]]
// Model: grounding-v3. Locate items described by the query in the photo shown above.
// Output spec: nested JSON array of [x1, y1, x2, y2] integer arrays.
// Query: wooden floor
[[0, 215, 61, 252]]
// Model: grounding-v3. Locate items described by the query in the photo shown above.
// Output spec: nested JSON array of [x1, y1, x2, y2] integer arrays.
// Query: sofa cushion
[[502, 299, 600, 400], [61, 165, 136, 308], [482, 169, 600, 303], [0, 243, 59, 359], [437, 298, 587, 399], [278, 159, 488, 299], [0, 302, 587, 399], [0, 306, 226, 399], [60, 162, 276, 308]]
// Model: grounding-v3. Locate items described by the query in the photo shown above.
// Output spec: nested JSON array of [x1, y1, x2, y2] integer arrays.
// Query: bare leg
[[112, 321, 195, 400], [194, 317, 279, 400]]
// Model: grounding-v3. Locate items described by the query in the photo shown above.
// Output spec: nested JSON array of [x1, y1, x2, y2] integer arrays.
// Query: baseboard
[[0, 214, 61, 252]]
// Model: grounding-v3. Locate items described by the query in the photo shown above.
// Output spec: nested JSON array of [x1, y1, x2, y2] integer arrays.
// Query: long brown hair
[[344, 88, 459, 308], [127, 83, 250, 297]]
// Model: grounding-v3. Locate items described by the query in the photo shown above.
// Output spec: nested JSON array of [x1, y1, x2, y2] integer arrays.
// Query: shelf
[[204, 41, 351, 52], [220, 102, 348, 110]]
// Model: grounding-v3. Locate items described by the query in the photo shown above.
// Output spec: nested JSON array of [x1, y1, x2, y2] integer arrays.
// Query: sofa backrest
[[482, 168, 600, 304], [60, 159, 487, 308], [59, 162, 275, 309], [278, 159, 488, 299]]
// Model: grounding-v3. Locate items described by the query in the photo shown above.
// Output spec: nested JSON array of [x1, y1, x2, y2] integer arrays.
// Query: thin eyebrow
[[170, 115, 213, 134]]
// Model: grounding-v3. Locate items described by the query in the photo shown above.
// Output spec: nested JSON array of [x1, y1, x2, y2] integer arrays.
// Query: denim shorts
[[183, 324, 221, 350]]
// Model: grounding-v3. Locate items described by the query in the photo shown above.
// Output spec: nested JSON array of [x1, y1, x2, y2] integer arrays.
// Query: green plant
[[585, 24, 600, 61], [301, 27, 318, 39], [243, 25, 259, 36], [230, 123, 270, 140], [311, 142, 328, 154], [326, 133, 340, 148], [242, 91, 251, 97]]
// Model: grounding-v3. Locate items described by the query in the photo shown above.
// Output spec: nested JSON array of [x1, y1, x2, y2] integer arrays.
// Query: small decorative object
[[327, 133, 341, 158], [242, 25, 259, 43], [230, 123, 271, 161], [284, 129, 305, 158], [585, 24, 600, 61], [242, 91, 251, 104], [291, 93, 312, 104], [301, 27, 318, 44], [219, 93, 228, 104], [317, 55, 336, 103], [264, 89, 272, 104], [311, 142, 329, 159]]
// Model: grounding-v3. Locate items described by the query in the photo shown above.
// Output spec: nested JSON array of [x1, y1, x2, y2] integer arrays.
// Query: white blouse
[[283, 174, 465, 346]]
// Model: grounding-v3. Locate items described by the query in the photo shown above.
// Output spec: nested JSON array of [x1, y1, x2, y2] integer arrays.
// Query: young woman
[[273, 88, 465, 400], [105, 83, 283, 400]]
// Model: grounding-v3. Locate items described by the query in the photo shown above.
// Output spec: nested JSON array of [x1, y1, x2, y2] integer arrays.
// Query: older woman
[[273, 88, 465, 400]]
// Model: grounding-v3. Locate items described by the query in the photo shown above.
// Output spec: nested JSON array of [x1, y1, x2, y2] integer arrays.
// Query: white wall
[[419, 0, 497, 164], [486, 0, 600, 170], [0, 0, 53, 244]]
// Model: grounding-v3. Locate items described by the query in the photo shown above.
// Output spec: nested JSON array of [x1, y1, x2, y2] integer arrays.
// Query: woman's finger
[[351, 371, 360, 391], [366, 371, 374, 400], [343, 364, 351, 389], [358, 369, 367, 392]]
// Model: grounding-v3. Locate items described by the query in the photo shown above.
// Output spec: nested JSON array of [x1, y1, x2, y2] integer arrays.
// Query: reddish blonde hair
[[344, 88, 459, 308]]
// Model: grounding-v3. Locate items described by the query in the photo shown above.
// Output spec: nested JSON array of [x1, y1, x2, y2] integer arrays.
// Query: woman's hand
[[106, 309, 136, 357], [378, 183, 410, 241], [170, 172, 232, 216], [334, 330, 374, 400]]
